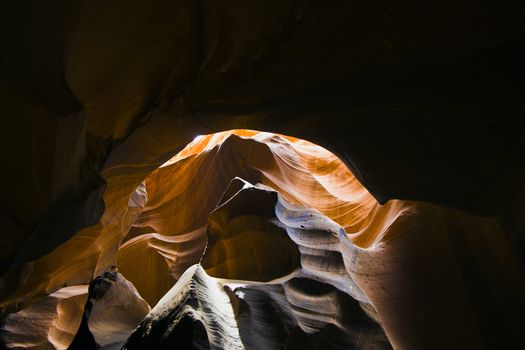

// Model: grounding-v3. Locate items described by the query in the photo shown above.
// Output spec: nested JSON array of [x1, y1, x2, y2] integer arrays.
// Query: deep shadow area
[[159, 315, 210, 350]]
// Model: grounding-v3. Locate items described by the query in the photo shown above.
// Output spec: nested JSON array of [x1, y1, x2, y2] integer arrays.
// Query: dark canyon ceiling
[[1, 1, 525, 349]]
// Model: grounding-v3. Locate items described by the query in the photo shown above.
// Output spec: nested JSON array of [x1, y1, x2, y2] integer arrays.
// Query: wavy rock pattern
[[0, 286, 87, 350], [127, 173, 524, 349], [68, 269, 150, 350], [122, 265, 390, 350], [1, 3, 524, 348], [117, 131, 378, 307], [122, 133, 525, 349], [2, 130, 524, 349], [88, 273, 149, 349]]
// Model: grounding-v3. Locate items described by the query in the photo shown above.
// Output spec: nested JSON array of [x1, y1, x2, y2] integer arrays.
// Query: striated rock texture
[[0, 286, 87, 350], [68, 268, 150, 350], [98, 131, 376, 309], [122, 264, 390, 350], [2, 131, 524, 349], [1, 1, 525, 349]]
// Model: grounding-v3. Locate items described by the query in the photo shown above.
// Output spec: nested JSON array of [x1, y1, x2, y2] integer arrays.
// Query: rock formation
[[1, 286, 87, 350], [1, 1, 525, 349], [2, 131, 524, 349]]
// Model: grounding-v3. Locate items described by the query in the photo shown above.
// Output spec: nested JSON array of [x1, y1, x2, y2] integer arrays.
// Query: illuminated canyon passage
[[2, 129, 524, 350], [1, 1, 525, 349]]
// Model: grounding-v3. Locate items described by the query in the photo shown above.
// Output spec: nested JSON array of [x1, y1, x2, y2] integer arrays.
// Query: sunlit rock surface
[[0, 286, 87, 350], [68, 269, 150, 350], [123, 264, 390, 350], [2, 2, 525, 348], [2, 129, 524, 349], [119, 131, 377, 305]]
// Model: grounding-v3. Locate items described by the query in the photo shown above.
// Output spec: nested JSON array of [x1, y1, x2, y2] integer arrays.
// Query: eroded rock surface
[[2, 129, 525, 349]]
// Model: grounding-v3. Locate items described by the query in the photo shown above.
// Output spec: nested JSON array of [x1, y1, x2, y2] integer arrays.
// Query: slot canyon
[[1, 1, 525, 349]]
